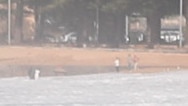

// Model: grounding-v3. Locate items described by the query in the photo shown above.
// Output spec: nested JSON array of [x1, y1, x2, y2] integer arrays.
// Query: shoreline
[[0, 65, 186, 78]]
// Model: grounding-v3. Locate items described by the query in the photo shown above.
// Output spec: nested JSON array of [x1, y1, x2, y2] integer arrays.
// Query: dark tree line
[[0, 0, 187, 48]]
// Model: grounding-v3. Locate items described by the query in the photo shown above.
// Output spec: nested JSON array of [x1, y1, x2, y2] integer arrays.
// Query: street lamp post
[[96, 5, 99, 43], [125, 15, 129, 43], [179, 0, 183, 48], [8, 0, 11, 45], [95, 0, 100, 45]]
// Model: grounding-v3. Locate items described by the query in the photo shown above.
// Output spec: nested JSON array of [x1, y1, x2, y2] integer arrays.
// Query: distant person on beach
[[114, 57, 120, 72], [28, 67, 40, 80], [28, 67, 34, 79], [127, 54, 133, 70], [133, 54, 139, 70], [34, 68, 40, 80]]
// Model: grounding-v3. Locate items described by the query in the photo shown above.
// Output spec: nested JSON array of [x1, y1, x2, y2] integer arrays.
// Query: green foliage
[[0, 0, 6, 3], [134, 0, 179, 17], [101, 0, 129, 13], [23, 0, 179, 17], [0, 0, 183, 45]]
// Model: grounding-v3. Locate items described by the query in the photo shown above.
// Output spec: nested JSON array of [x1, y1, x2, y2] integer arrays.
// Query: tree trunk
[[115, 11, 125, 48], [14, 0, 24, 43], [184, 0, 188, 44], [34, 2, 39, 41], [108, 13, 117, 47], [98, 12, 109, 44], [147, 11, 161, 48]]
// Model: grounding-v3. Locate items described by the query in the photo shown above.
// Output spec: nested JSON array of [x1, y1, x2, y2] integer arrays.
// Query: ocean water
[[0, 71, 187, 106]]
